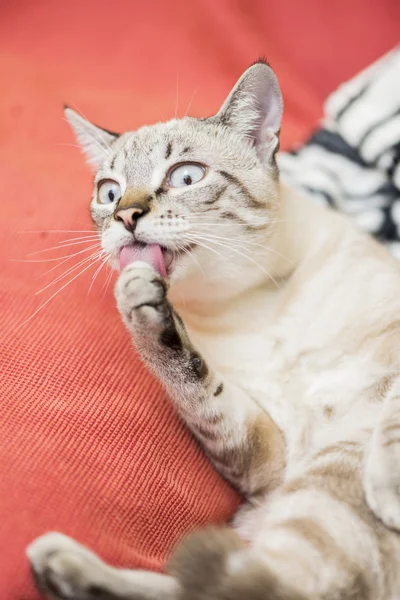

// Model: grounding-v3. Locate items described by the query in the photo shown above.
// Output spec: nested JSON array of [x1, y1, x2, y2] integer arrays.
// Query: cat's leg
[[27, 532, 178, 600], [114, 261, 285, 497], [166, 457, 387, 600], [169, 443, 389, 600], [365, 376, 400, 530], [28, 451, 389, 600]]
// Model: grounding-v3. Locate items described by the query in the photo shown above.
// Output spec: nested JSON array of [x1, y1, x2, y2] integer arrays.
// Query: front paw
[[27, 532, 105, 599], [115, 261, 170, 332], [115, 261, 193, 378]]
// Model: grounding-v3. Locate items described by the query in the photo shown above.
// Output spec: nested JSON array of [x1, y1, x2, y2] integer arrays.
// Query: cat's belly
[[249, 360, 378, 457], [205, 330, 386, 464]]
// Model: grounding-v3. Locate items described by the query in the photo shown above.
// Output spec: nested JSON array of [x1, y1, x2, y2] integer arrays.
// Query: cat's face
[[66, 61, 283, 302]]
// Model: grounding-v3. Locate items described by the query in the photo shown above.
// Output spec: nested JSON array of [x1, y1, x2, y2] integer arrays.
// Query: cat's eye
[[168, 163, 205, 188], [97, 180, 122, 204]]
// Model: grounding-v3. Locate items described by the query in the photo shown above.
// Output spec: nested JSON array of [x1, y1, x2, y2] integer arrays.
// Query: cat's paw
[[115, 261, 170, 332], [27, 532, 106, 599], [364, 442, 400, 531]]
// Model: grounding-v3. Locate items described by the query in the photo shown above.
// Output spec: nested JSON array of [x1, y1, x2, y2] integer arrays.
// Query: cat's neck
[[170, 181, 344, 320], [269, 182, 341, 277]]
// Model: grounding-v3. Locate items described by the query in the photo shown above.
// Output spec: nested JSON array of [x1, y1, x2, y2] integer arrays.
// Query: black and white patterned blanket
[[279, 46, 400, 257]]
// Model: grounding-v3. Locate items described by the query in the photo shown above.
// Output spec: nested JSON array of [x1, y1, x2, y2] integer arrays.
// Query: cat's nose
[[114, 206, 148, 233]]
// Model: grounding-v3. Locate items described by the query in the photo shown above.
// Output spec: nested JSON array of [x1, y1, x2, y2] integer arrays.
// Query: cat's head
[[66, 60, 283, 304]]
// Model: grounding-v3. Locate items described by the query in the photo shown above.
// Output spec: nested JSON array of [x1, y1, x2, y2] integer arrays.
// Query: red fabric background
[[1, 1, 399, 598]]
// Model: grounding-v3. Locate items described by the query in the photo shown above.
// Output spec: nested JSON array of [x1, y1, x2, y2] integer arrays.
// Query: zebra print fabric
[[279, 46, 400, 257]]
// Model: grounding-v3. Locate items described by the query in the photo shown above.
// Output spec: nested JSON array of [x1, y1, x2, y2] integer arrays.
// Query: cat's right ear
[[64, 107, 119, 169], [215, 59, 283, 163]]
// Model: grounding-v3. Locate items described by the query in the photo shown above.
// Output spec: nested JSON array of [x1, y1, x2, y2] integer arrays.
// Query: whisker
[[87, 254, 109, 297], [53, 142, 85, 149], [182, 219, 250, 230], [174, 70, 179, 119], [58, 234, 99, 245], [188, 218, 240, 225], [10, 243, 100, 265], [182, 235, 226, 261], [37, 244, 101, 278], [100, 263, 114, 299], [15, 254, 104, 331], [176, 242, 205, 278], [101, 264, 115, 300], [184, 233, 280, 289], [190, 228, 295, 266], [35, 249, 104, 295], [183, 88, 198, 118], [189, 212, 286, 223], [188, 218, 269, 229], [56, 237, 99, 248], [189, 231, 260, 256], [19, 229, 95, 234], [28, 238, 100, 256], [11, 257, 87, 264], [186, 217, 254, 227]]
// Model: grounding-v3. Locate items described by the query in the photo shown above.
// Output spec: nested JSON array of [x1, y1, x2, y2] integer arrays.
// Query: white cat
[[28, 60, 400, 600]]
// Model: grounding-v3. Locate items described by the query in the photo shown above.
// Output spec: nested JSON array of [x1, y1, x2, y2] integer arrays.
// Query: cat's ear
[[64, 107, 119, 168], [215, 59, 283, 161]]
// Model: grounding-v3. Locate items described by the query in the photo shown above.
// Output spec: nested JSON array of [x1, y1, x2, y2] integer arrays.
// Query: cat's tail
[[168, 526, 309, 600]]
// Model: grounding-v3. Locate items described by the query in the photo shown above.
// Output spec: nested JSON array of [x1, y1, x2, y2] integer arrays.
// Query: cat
[[27, 59, 400, 600]]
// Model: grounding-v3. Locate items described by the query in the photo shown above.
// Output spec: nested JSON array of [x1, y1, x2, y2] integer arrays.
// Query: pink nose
[[115, 207, 145, 232]]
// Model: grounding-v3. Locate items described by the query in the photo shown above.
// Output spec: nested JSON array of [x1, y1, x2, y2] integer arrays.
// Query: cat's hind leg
[[27, 448, 390, 600], [170, 452, 386, 600], [29, 479, 383, 600], [27, 529, 307, 600], [27, 532, 179, 600]]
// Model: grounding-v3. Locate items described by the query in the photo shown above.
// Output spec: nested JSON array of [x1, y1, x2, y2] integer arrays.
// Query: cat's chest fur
[[184, 238, 400, 470]]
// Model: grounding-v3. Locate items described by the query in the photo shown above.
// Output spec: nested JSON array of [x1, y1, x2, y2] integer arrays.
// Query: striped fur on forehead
[[102, 117, 274, 183], [89, 110, 282, 279], [85, 125, 279, 270]]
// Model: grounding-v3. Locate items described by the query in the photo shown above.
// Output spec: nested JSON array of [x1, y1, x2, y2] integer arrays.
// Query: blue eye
[[169, 164, 205, 188], [98, 180, 121, 204]]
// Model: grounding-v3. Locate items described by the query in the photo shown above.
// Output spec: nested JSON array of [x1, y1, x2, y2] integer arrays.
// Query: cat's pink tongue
[[119, 244, 166, 277]]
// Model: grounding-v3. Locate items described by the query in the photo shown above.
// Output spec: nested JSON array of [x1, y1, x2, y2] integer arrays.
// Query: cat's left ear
[[215, 59, 283, 162], [64, 107, 120, 168]]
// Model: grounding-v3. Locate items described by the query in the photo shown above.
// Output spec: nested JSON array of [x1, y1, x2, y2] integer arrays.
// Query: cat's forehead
[[104, 118, 210, 186], [119, 119, 212, 160], [102, 117, 254, 187]]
